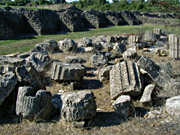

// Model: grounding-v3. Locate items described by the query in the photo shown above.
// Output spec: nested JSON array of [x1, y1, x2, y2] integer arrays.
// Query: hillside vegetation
[[1, 0, 180, 13]]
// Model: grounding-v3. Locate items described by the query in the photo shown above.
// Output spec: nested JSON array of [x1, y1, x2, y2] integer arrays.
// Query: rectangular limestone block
[[51, 62, 85, 82]]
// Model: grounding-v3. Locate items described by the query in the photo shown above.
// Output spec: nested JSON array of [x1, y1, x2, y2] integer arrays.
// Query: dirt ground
[[0, 44, 180, 135]]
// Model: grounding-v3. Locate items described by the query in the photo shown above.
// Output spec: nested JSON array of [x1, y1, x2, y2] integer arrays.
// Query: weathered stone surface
[[61, 91, 97, 121], [123, 48, 137, 60], [112, 95, 135, 118], [0, 56, 26, 74], [143, 31, 158, 43], [0, 9, 35, 39], [93, 42, 103, 52], [35, 39, 60, 53], [102, 43, 114, 51], [83, 9, 107, 29], [166, 96, 180, 116], [128, 35, 141, 44], [51, 62, 85, 82], [140, 84, 156, 105], [110, 61, 143, 100], [130, 43, 145, 49], [59, 38, 77, 52], [156, 41, 166, 46], [105, 11, 127, 26], [0, 72, 18, 106], [155, 48, 168, 56], [153, 28, 162, 36], [80, 47, 94, 53], [57, 6, 89, 32], [159, 62, 174, 78], [93, 36, 107, 43], [79, 37, 93, 47], [137, 56, 177, 91], [91, 53, 108, 67], [106, 36, 116, 43], [65, 56, 86, 64], [23, 9, 60, 35], [98, 66, 113, 82], [16, 86, 53, 121], [113, 43, 126, 53], [26, 52, 51, 73], [121, 11, 141, 25], [31, 46, 48, 55], [168, 34, 180, 59], [15, 63, 46, 90]]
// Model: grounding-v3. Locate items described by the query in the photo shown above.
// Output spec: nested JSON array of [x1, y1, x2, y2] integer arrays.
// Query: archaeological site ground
[[0, 2, 180, 135]]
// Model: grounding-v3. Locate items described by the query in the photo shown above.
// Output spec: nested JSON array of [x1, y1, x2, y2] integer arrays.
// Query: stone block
[[16, 86, 53, 121], [61, 91, 97, 121], [110, 61, 143, 100], [51, 62, 85, 82], [112, 95, 135, 118], [169, 34, 180, 59], [138, 56, 177, 91], [0, 72, 18, 106], [166, 96, 180, 117]]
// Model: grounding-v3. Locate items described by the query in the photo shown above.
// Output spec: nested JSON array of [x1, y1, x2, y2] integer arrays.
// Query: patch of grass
[[0, 5, 50, 10], [0, 24, 179, 55]]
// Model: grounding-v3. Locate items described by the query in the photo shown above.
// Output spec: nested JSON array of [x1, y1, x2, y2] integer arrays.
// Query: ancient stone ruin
[[0, 6, 179, 39], [0, 26, 180, 130]]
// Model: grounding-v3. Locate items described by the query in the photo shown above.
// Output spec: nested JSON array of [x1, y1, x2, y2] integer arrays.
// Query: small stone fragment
[[112, 95, 135, 118], [123, 48, 137, 60], [166, 95, 180, 117], [140, 84, 156, 106]]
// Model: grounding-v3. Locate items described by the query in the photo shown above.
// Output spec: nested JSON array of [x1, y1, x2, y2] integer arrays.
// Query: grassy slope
[[1, 24, 179, 55]]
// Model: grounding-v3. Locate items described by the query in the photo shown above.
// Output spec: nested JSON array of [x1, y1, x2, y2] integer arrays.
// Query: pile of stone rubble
[[0, 28, 179, 126]]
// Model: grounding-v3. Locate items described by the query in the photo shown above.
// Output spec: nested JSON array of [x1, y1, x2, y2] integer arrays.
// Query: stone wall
[[0, 6, 179, 39]]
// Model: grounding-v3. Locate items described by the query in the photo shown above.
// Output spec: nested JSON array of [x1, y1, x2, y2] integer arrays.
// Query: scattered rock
[[59, 38, 77, 52], [0, 72, 18, 106], [98, 66, 113, 82], [155, 48, 168, 56], [61, 91, 97, 121], [26, 52, 51, 74], [113, 43, 126, 53], [15, 63, 46, 90], [102, 43, 114, 51], [153, 28, 162, 37], [79, 37, 93, 47], [0, 56, 26, 74], [65, 56, 86, 64], [123, 48, 137, 60], [140, 84, 156, 106], [35, 39, 60, 53], [112, 95, 135, 118], [91, 53, 108, 67], [166, 95, 180, 117], [143, 31, 158, 43]]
